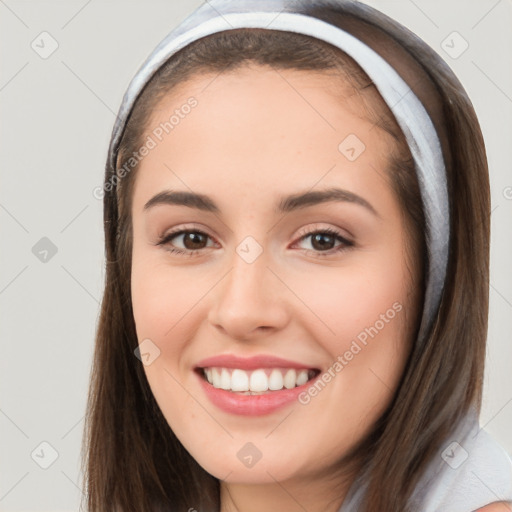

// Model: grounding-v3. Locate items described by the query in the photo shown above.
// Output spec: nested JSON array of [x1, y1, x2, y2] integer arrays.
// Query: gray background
[[0, 0, 511, 510]]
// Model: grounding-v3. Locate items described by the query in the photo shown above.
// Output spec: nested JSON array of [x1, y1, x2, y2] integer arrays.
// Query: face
[[130, 65, 420, 486]]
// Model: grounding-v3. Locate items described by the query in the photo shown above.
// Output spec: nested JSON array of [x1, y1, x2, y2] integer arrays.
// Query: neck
[[219, 470, 355, 512]]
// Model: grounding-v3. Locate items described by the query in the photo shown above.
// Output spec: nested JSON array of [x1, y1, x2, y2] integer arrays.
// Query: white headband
[[107, 0, 449, 345]]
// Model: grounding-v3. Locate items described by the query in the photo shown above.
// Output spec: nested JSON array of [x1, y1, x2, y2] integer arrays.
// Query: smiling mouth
[[195, 367, 321, 394]]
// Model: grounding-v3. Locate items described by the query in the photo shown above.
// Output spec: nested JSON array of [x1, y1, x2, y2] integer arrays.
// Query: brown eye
[[310, 232, 337, 251], [294, 227, 354, 257], [157, 229, 215, 255], [180, 232, 208, 250]]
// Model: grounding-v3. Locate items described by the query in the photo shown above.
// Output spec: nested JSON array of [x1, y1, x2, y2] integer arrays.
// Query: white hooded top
[[338, 409, 512, 511]]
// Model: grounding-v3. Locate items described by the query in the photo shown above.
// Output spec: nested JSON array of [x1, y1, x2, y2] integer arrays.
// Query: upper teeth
[[203, 367, 314, 392]]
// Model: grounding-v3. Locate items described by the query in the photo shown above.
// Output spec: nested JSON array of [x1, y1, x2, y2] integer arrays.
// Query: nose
[[207, 246, 290, 341]]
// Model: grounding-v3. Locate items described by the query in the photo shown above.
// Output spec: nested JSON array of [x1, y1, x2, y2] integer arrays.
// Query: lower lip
[[195, 369, 319, 416]]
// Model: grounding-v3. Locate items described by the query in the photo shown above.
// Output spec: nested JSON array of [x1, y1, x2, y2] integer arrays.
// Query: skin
[[478, 505, 512, 512], [130, 65, 422, 511]]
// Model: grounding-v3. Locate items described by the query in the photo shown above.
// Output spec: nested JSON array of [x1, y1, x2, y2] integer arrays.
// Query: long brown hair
[[81, 2, 490, 511]]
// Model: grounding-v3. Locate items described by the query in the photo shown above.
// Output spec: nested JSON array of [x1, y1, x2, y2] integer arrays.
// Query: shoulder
[[476, 503, 512, 512], [442, 428, 512, 508], [410, 415, 512, 512]]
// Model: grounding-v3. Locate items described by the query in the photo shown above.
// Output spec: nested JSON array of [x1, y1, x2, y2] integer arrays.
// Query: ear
[[475, 502, 512, 512]]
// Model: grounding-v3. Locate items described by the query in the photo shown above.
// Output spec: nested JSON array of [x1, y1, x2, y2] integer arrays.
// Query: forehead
[[147, 64, 387, 137], [134, 66, 396, 205]]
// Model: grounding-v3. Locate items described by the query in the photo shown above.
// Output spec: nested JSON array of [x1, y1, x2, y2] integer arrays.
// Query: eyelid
[[158, 223, 217, 242], [292, 223, 353, 245]]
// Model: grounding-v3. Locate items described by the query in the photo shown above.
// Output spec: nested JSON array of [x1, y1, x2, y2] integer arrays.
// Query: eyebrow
[[143, 187, 378, 216]]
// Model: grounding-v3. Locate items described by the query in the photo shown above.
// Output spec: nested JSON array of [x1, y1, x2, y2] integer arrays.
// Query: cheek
[[299, 250, 410, 350], [130, 260, 207, 434], [130, 255, 216, 408], [131, 255, 206, 343], [131, 265, 177, 340], [298, 247, 413, 425], [130, 248, 191, 413]]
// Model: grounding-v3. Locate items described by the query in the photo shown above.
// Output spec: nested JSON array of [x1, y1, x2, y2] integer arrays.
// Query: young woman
[[82, 1, 512, 510]]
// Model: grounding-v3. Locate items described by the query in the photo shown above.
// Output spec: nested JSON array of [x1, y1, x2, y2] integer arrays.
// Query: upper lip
[[195, 354, 319, 371]]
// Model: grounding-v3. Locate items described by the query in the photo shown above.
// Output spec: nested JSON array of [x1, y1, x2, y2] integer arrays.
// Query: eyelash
[[156, 226, 354, 258]]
